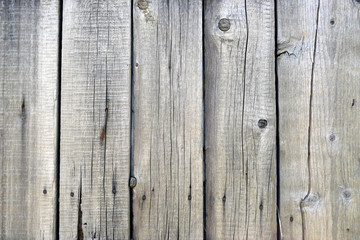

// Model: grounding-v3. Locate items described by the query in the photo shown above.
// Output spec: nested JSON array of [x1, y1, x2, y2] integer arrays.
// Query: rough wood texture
[[0, 1, 59, 239], [59, 0, 131, 239], [132, 0, 203, 239], [278, 0, 360, 239], [204, 0, 277, 239]]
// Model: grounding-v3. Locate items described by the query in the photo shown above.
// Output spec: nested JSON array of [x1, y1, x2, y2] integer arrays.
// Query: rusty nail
[[129, 177, 137, 188]]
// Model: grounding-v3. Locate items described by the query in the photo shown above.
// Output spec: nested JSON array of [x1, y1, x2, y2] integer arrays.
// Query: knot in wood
[[137, 0, 148, 10], [329, 133, 336, 142], [303, 192, 320, 208], [340, 189, 353, 205], [218, 18, 231, 32], [343, 190, 351, 199]]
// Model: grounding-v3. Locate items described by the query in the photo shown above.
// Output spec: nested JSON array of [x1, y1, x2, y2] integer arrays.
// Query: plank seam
[[130, 0, 135, 238], [274, 0, 283, 239], [55, 1, 63, 239], [202, 1, 206, 239]]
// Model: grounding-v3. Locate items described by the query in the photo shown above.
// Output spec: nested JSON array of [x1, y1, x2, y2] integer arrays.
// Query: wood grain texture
[[204, 0, 277, 239], [59, 0, 131, 239], [0, 1, 60, 239], [278, 0, 360, 239], [132, 0, 203, 239]]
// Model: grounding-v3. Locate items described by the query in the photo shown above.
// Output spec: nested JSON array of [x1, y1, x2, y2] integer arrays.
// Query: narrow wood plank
[[278, 0, 360, 239], [0, 1, 60, 239], [204, 0, 277, 239], [132, 0, 203, 239], [59, 0, 131, 238]]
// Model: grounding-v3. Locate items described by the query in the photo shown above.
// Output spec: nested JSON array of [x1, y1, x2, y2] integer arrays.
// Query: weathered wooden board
[[278, 0, 360, 239], [59, 0, 131, 239], [132, 0, 204, 239], [0, 1, 60, 239], [204, 0, 277, 239]]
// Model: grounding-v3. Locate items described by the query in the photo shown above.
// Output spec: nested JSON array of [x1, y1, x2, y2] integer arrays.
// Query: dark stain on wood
[[21, 98, 25, 118], [100, 106, 109, 142], [100, 126, 105, 142]]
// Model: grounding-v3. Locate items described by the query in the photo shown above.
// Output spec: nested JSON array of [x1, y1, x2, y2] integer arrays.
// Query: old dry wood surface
[[277, 0, 360, 239], [132, 0, 203, 239], [0, 0, 360, 239], [59, 0, 131, 239], [204, 0, 277, 239], [0, 1, 60, 239]]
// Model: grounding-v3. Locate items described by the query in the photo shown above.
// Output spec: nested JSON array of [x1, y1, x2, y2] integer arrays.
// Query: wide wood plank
[[59, 0, 131, 238], [204, 0, 277, 239], [278, 0, 360, 239], [0, 1, 60, 239], [132, 0, 203, 239]]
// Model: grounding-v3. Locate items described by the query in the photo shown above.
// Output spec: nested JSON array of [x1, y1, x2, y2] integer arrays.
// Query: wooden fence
[[1, 0, 359, 239]]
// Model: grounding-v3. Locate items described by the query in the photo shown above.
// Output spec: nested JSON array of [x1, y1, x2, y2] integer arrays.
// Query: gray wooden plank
[[278, 0, 360, 239], [59, 0, 131, 239], [204, 0, 277, 239], [132, 0, 204, 239], [0, 1, 60, 239]]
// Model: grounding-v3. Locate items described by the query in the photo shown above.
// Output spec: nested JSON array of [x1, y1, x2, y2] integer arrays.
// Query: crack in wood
[[77, 172, 83, 240], [299, 1, 321, 239], [241, 1, 250, 238]]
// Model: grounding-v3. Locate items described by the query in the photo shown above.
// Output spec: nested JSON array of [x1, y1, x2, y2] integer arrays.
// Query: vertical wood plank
[[204, 0, 277, 239], [59, 0, 131, 238], [0, 1, 59, 239], [278, 0, 360, 239], [132, 0, 203, 239]]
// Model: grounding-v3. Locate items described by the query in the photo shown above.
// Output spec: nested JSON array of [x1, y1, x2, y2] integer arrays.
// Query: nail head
[[258, 119, 268, 128], [218, 18, 231, 32], [129, 177, 137, 188]]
